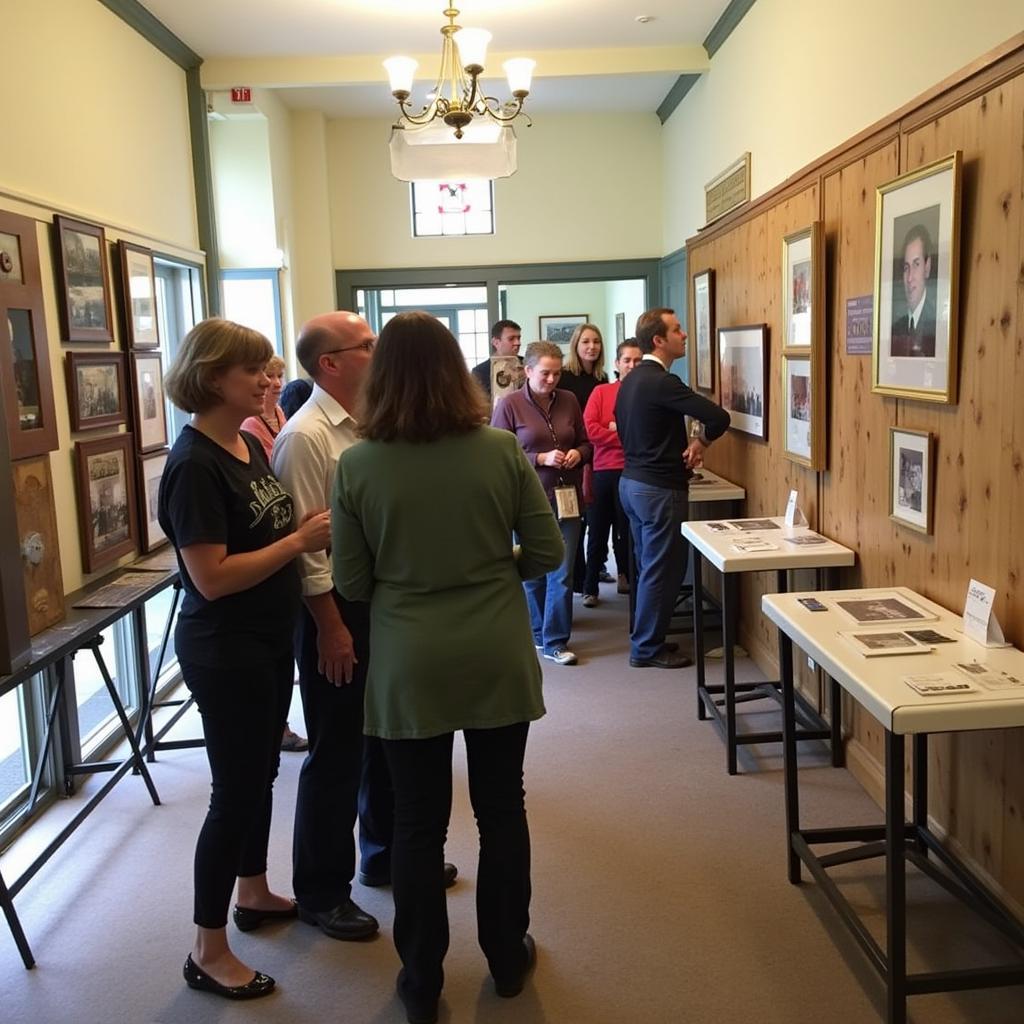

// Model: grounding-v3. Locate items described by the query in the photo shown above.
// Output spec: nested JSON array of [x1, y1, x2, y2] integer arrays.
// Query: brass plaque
[[13, 455, 65, 635], [705, 153, 751, 225]]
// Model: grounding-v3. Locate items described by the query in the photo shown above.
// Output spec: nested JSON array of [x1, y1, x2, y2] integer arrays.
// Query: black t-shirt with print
[[158, 425, 302, 667]]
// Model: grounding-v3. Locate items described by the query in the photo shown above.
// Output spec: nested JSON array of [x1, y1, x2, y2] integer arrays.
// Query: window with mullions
[[411, 180, 494, 237]]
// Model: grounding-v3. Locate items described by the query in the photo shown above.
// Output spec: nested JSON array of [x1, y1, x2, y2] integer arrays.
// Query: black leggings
[[181, 652, 293, 928]]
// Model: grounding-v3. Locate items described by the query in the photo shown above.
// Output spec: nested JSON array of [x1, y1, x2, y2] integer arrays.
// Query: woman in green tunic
[[332, 312, 563, 1024]]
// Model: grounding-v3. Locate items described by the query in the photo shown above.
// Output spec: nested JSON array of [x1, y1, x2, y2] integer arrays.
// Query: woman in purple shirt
[[491, 342, 592, 665]]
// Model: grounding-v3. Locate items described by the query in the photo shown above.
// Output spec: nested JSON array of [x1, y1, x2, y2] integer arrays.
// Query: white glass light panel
[[222, 276, 280, 350], [412, 180, 494, 237]]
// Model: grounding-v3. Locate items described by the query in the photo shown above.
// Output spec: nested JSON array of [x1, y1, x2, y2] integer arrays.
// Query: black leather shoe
[[183, 954, 275, 1000], [396, 968, 439, 1024], [661, 641, 680, 653], [359, 862, 459, 890], [493, 933, 537, 998], [629, 651, 693, 669], [297, 899, 378, 940], [232, 900, 297, 932]]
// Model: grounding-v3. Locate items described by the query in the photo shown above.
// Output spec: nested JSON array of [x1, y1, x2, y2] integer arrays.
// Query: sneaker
[[582, 594, 599, 608], [543, 648, 577, 666], [598, 570, 615, 585], [281, 723, 308, 752], [616, 574, 630, 595]]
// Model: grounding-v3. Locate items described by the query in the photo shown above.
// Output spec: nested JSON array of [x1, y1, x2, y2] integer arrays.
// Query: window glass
[[394, 287, 486, 307], [221, 272, 282, 354], [143, 587, 180, 693], [0, 686, 29, 812], [74, 620, 138, 755], [412, 180, 494, 237]]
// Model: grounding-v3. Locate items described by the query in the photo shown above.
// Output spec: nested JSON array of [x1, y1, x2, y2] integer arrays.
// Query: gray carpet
[[1, 587, 1021, 1023]]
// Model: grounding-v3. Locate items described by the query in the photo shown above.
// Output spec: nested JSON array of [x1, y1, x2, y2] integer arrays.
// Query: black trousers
[[292, 596, 393, 910], [382, 722, 532, 1003], [584, 469, 627, 594], [181, 651, 293, 929]]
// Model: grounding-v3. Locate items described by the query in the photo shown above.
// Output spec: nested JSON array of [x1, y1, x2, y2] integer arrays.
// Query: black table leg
[[913, 733, 928, 855], [885, 729, 908, 1024], [830, 678, 845, 767], [779, 631, 801, 883], [722, 572, 738, 775], [0, 869, 34, 968], [693, 551, 706, 720]]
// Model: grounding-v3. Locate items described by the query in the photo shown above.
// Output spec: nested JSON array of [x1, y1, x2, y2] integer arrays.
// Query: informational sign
[[230, 86, 252, 103], [962, 578, 1009, 647], [705, 153, 751, 225], [846, 295, 873, 354], [784, 489, 807, 527]]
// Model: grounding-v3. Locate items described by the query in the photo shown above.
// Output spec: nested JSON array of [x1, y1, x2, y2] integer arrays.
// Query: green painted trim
[[657, 74, 701, 124], [186, 67, 221, 315], [704, 0, 758, 59], [97, 0, 201, 69]]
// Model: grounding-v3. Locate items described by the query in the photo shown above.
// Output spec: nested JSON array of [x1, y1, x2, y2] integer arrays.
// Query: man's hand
[[683, 437, 707, 470], [317, 618, 356, 686]]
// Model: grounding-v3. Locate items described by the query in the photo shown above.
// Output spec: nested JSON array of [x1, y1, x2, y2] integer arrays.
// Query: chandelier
[[384, 6, 536, 141]]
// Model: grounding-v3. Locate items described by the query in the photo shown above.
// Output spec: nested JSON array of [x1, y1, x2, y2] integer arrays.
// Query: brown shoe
[[281, 724, 308, 752], [616, 574, 630, 595]]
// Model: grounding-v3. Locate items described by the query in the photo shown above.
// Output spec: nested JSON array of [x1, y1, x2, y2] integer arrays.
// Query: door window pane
[[221, 272, 282, 354], [0, 687, 29, 810]]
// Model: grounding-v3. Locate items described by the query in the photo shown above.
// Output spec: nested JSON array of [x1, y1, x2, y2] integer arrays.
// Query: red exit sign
[[230, 86, 252, 103]]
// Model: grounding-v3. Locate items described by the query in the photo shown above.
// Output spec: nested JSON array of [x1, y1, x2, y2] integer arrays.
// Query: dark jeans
[[619, 476, 689, 661], [182, 651, 293, 929], [383, 722, 532, 1004], [523, 511, 581, 655], [292, 597, 393, 910], [584, 469, 627, 594]]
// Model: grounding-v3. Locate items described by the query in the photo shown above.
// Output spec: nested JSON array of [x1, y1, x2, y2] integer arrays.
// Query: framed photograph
[[781, 354, 825, 467], [129, 352, 169, 452], [53, 215, 114, 343], [872, 151, 962, 403], [118, 241, 160, 349], [74, 434, 138, 573], [782, 223, 823, 349], [66, 351, 127, 431], [539, 314, 587, 345], [490, 354, 525, 410], [137, 449, 169, 553], [835, 595, 936, 625], [718, 324, 768, 441], [692, 269, 715, 392], [889, 426, 934, 534], [615, 312, 626, 345]]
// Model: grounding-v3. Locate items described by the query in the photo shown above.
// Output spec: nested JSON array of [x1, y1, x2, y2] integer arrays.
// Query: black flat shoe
[[494, 933, 537, 998], [183, 954, 275, 1000], [233, 899, 298, 932], [297, 898, 379, 940], [359, 862, 459, 890], [629, 651, 693, 669], [396, 968, 439, 1024]]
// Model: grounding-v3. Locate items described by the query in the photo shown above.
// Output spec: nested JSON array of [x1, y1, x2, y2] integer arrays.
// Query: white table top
[[762, 587, 1024, 735], [682, 516, 856, 573], [687, 469, 745, 504]]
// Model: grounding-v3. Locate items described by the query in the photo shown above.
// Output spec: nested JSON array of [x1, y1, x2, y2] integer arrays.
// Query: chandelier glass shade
[[384, 6, 535, 141]]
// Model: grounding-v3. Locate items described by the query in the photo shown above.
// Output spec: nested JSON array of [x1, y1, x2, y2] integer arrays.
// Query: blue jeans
[[618, 477, 688, 661], [523, 510, 581, 654]]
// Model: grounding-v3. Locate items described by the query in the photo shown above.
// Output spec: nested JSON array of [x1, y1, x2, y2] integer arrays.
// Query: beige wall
[[663, 0, 1024, 249], [2, 0, 201, 595], [324, 113, 664, 270]]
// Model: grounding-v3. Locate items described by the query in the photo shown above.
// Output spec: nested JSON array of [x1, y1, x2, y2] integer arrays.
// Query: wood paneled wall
[[686, 35, 1024, 913]]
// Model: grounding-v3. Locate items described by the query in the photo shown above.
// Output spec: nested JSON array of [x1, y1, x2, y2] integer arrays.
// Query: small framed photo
[[718, 324, 768, 441], [782, 223, 823, 349], [781, 354, 825, 468], [615, 312, 625, 345], [872, 152, 962, 403], [129, 352, 169, 452], [66, 351, 127, 431], [835, 595, 936, 625], [539, 314, 587, 345], [490, 354, 525, 410], [889, 426, 934, 534], [137, 449, 169, 553], [75, 434, 139, 573], [692, 268, 715, 392], [53, 215, 114, 343], [118, 241, 160, 349]]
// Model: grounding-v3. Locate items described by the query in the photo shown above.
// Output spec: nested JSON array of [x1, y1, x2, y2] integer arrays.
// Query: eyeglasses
[[323, 339, 376, 356]]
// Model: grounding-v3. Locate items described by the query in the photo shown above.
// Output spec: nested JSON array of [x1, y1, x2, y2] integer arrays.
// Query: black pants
[[182, 651, 293, 929], [292, 596, 393, 910], [382, 722, 532, 1003], [584, 469, 627, 594]]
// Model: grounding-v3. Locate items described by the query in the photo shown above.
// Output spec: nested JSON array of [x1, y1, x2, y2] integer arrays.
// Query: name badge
[[554, 485, 580, 520]]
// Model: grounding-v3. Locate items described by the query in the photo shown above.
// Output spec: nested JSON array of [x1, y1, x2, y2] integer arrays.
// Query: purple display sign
[[846, 295, 873, 354]]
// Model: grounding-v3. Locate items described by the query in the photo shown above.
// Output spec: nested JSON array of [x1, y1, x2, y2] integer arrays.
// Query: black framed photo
[[118, 241, 160, 349], [889, 426, 935, 534], [718, 324, 768, 441], [53, 215, 114, 342], [539, 314, 587, 345], [66, 351, 127, 431]]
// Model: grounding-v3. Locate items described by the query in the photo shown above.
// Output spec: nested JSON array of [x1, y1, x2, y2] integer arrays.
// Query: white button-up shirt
[[271, 382, 358, 597]]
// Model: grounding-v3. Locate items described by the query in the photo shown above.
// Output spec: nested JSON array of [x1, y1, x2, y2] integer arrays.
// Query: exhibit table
[[762, 587, 1024, 1023], [681, 516, 855, 774]]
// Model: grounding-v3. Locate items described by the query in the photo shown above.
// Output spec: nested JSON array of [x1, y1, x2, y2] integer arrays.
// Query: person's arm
[[512, 445, 564, 580], [331, 452, 376, 604], [492, 395, 551, 468], [583, 386, 620, 449], [663, 377, 731, 442]]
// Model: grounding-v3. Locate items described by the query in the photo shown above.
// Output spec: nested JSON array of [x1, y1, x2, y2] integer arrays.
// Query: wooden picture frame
[[539, 314, 588, 345], [691, 268, 715, 392], [615, 312, 626, 345], [13, 454, 66, 634], [718, 324, 768, 441], [66, 351, 127, 431], [136, 448, 169, 553], [872, 152, 962, 403], [118, 241, 160, 349], [0, 208, 60, 459], [781, 354, 824, 468], [129, 352, 168, 452], [53, 215, 114, 343], [889, 426, 935, 534], [75, 434, 138, 573]]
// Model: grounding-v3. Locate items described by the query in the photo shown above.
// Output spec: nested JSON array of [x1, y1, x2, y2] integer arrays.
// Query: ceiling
[[138, 0, 733, 117]]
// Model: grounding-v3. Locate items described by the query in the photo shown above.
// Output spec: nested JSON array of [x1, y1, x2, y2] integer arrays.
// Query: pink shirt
[[240, 405, 286, 461], [584, 381, 625, 471]]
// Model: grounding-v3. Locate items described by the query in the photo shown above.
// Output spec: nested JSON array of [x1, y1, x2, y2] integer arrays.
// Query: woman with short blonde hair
[[241, 354, 289, 460]]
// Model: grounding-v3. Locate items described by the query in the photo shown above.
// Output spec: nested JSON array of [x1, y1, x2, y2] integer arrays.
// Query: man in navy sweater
[[615, 308, 730, 668]]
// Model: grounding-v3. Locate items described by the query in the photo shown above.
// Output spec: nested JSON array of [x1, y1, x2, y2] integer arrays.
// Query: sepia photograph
[[138, 448, 169, 552], [692, 269, 715, 392], [130, 352, 168, 452], [718, 324, 768, 440], [54, 215, 114, 342], [66, 351, 127, 431], [75, 434, 138, 573], [0, 230, 23, 283], [490, 354, 525, 409], [889, 427, 934, 533], [119, 241, 160, 348]]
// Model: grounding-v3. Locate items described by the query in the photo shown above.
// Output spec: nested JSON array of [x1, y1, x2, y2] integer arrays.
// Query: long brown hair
[[358, 311, 489, 442], [565, 322, 608, 380]]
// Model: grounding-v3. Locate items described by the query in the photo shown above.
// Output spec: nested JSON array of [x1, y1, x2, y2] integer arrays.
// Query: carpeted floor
[[1, 585, 1021, 1023]]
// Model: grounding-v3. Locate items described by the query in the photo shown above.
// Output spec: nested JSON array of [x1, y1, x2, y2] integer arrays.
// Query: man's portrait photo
[[890, 209, 939, 357]]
